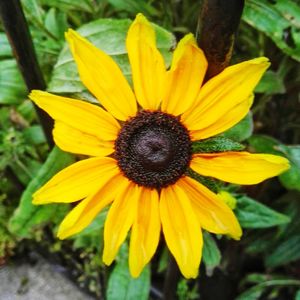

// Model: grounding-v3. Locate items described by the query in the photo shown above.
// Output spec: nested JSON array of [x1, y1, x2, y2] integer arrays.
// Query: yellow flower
[[29, 13, 289, 279]]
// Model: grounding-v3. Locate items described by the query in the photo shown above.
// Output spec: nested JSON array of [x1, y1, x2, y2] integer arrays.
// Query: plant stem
[[163, 255, 180, 300], [196, 0, 245, 79], [0, 0, 54, 147]]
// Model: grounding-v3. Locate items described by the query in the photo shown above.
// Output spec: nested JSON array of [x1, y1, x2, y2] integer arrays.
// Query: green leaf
[[106, 244, 150, 300], [265, 235, 300, 268], [23, 125, 46, 145], [44, 8, 68, 40], [0, 33, 12, 58], [48, 18, 175, 94], [0, 59, 27, 104], [222, 113, 253, 142], [235, 196, 290, 228], [243, 0, 300, 61], [21, 0, 45, 23], [8, 147, 75, 237], [192, 136, 244, 153], [278, 145, 300, 191], [236, 279, 300, 300], [255, 70, 285, 94], [187, 169, 220, 194], [248, 136, 300, 191], [107, 0, 159, 16], [40, 0, 93, 13], [202, 232, 221, 271], [295, 290, 300, 300], [248, 134, 282, 155], [73, 210, 107, 250]]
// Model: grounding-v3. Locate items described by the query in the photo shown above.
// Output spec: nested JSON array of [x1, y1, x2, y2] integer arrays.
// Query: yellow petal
[[161, 34, 207, 116], [177, 177, 242, 239], [182, 57, 270, 133], [191, 152, 290, 185], [33, 157, 119, 204], [29, 90, 120, 141], [126, 13, 166, 110], [189, 94, 254, 140], [103, 181, 141, 265], [129, 188, 160, 278], [53, 121, 114, 157], [160, 184, 202, 278], [57, 173, 125, 239], [65, 29, 137, 121], [217, 191, 237, 210]]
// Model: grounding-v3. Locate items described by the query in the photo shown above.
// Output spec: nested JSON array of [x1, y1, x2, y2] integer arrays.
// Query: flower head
[[29, 13, 289, 279]]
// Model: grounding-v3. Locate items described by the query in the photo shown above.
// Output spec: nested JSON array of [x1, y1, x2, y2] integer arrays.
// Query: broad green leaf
[[245, 232, 276, 255], [0, 33, 12, 57], [40, 0, 93, 13], [236, 279, 300, 300], [73, 210, 107, 250], [48, 18, 175, 94], [8, 147, 75, 237], [107, 244, 150, 300], [9, 156, 43, 185], [44, 8, 68, 40], [236, 286, 264, 300], [278, 146, 300, 191], [23, 125, 46, 145], [21, 0, 45, 23], [177, 279, 199, 300], [222, 113, 253, 142], [202, 232, 221, 271], [248, 136, 300, 191], [255, 70, 285, 94], [243, 0, 300, 61], [107, 0, 159, 16], [266, 235, 300, 268], [192, 136, 244, 153], [0, 59, 27, 104], [235, 196, 290, 228], [157, 247, 169, 273], [187, 169, 220, 194], [17, 100, 36, 123], [248, 135, 282, 155], [296, 290, 300, 300]]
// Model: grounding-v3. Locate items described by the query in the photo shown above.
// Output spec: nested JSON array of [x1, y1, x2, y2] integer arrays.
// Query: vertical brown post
[[163, 1, 245, 299], [197, 0, 245, 79], [0, 0, 54, 147]]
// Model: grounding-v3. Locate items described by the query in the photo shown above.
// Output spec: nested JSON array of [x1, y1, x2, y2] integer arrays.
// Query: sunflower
[[29, 13, 289, 279]]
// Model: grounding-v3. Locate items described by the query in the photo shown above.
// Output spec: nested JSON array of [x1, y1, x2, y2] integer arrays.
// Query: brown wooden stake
[[163, 255, 181, 300], [0, 0, 54, 147], [197, 0, 245, 80], [163, 1, 245, 298]]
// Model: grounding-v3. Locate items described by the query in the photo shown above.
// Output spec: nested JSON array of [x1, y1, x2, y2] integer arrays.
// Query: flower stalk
[[0, 0, 54, 147], [163, 0, 245, 296]]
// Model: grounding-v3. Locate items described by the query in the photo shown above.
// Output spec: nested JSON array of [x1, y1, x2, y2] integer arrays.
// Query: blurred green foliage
[[0, 0, 300, 299]]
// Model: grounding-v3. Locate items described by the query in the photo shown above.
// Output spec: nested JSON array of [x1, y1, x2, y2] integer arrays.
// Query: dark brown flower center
[[114, 110, 192, 189]]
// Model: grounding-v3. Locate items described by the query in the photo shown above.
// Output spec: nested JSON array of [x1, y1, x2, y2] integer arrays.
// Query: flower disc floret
[[115, 110, 192, 189]]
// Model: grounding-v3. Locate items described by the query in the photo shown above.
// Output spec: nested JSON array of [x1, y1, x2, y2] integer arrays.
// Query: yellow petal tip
[[252, 57, 271, 68], [135, 13, 148, 23], [65, 28, 76, 38], [102, 254, 114, 266], [32, 196, 43, 205], [180, 33, 196, 45], [56, 231, 66, 240], [28, 90, 43, 102]]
